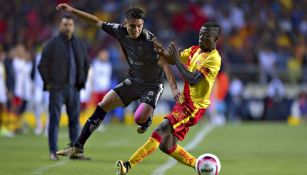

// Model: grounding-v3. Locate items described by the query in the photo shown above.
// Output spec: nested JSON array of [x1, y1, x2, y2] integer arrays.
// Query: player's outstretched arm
[[158, 57, 181, 103], [153, 39, 175, 65], [168, 42, 204, 86], [56, 3, 103, 28]]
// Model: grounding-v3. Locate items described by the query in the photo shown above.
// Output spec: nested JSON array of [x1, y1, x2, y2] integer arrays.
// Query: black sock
[[124, 161, 131, 170], [76, 106, 106, 147]]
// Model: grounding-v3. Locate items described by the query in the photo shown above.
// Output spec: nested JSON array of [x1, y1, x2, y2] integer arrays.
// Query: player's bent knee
[[155, 120, 172, 134], [134, 103, 150, 124], [98, 92, 122, 112], [97, 102, 109, 112], [134, 113, 144, 124]]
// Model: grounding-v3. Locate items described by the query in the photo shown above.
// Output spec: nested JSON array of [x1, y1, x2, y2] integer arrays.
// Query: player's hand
[[152, 38, 165, 55], [168, 42, 180, 64], [56, 3, 74, 13], [153, 38, 176, 65]]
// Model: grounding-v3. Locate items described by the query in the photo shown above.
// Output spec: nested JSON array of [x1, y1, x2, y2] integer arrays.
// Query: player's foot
[[115, 160, 131, 175], [50, 153, 59, 161], [56, 144, 83, 157], [137, 116, 152, 134]]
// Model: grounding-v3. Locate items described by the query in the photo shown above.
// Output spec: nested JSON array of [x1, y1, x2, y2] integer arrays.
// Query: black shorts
[[113, 79, 164, 109]]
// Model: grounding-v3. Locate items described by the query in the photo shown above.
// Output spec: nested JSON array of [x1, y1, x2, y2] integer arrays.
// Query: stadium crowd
[[0, 0, 307, 137]]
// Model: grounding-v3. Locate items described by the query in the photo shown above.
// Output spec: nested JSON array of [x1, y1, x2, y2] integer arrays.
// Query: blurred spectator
[[0, 0, 306, 125], [107, 43, 127, 82], [290, 89, 307, 123], [275, 32, 291, 77], [12, 44, 32, 132], [303, 53, 307, 83], [30, 52, 49, 135], [267, 78, 286, 99], [80, 67, 93, 110], [90, 49, 112, 106], [258, 44, 277, 84], [227, 77, 245, 122], [287, 40, 306, 84], [3, 48, 16, 135], [38, 16, 89, 160], [209, 67, 229, 125], [0, 0, 307, 83], [263, 77, 290, 120], [4, 49, 15, 110], [0, 46, 14, 137]]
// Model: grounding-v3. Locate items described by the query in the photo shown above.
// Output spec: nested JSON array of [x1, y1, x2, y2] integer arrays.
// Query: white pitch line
[[105, 138, 130, 147], [32, 160, 69, 175], [151, 123, 217, 175]]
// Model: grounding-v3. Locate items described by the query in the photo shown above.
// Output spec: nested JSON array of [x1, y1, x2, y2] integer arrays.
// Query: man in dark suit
[[38, 15, 89, 160]]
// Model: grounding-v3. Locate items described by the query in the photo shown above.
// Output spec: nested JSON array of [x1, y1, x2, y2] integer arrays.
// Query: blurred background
[[0, 0, 306, 138]]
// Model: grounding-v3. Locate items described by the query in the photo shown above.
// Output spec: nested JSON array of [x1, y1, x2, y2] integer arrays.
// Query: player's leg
[[57, 89, 123, 157], [132, 103, 204, 170], [135, 103, 153, 134], [57, 79, 138, 157], [136, 117, 198, 169], [116, 120, 171, 175], [76, 79, 140, 146], [162, 108, 206, 169], [160, 134, 197, 169], [66, 87, 92, 160], [76, 90, 124, 145], [136, 84, 164, 134]]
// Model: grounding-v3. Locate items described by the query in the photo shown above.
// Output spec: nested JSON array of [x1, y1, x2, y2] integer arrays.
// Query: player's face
[[125, 18, 144, 39], [59, 18, 74, 38], [199, 27, 217, 51]]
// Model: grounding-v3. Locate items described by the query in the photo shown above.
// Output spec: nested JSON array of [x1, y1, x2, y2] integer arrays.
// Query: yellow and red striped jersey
[[180, 46, 221, 109]]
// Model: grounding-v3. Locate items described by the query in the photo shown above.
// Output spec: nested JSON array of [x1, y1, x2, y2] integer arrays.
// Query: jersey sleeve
[[196, 54, 221, 80], [101, 22, 121, 39], [180, 47, 191, 64]]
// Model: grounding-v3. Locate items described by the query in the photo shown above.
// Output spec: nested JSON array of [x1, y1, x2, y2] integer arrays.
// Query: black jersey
[[101, 22, 164, 85]]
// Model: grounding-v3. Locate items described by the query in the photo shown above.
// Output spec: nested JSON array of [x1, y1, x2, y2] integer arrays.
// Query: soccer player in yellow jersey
[[116, 22, 221, 175]]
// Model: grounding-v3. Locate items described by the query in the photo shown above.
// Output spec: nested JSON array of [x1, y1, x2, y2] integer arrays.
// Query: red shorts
[[165, 102, 206, 141]]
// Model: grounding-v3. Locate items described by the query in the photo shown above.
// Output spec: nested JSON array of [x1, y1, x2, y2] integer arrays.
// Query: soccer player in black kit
[[55, 3, 181, 159]]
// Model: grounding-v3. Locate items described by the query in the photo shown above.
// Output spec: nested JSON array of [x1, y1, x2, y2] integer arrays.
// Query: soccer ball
[[195, 153, 221, 175]]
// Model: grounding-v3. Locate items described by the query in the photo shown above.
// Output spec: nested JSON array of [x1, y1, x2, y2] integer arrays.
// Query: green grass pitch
[[0, 122, 306, 175]]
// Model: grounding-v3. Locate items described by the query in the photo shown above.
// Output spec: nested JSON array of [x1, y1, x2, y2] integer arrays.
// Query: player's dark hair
[[125, 7, 146, 20], [203, 22, 221, 35], [61, 14, 75, 21]]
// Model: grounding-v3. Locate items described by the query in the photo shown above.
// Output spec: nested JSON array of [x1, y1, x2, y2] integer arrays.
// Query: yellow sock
[[128, 132, 161, 168], [169, 145, 196, 168]]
